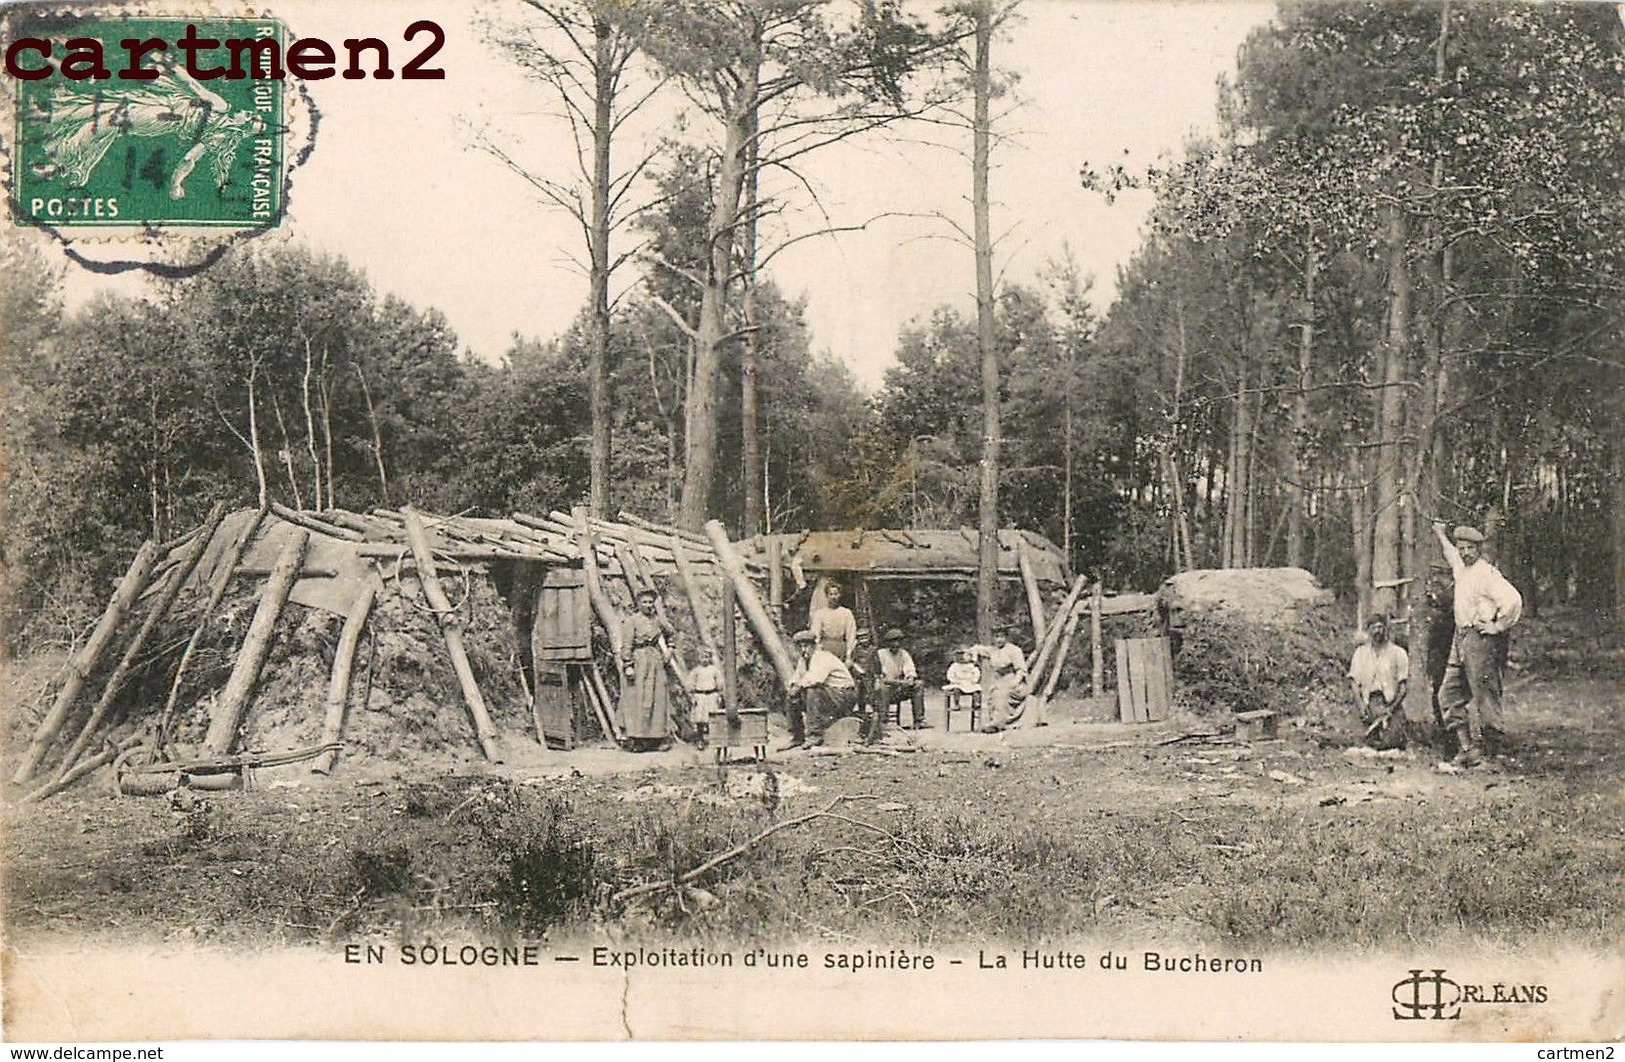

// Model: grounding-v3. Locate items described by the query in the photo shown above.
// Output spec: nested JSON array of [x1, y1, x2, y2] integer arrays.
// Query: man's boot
[[1451, 726, 1481, 767]]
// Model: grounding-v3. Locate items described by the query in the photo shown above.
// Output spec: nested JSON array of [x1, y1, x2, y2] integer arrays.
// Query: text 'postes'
[[4, 22, 446, 82]]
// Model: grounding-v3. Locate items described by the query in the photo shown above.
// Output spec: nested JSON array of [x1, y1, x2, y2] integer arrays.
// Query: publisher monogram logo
[[1392, 969, 1461, 1020]]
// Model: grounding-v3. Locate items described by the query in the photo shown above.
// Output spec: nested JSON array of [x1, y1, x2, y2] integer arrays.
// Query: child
[[688, 647, 723, 747], [942, 646, 983, 729]]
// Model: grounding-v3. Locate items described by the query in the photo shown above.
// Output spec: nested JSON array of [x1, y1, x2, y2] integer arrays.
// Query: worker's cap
[[1451, 525, 1485, 543], [883, 627, 904, 643], [636, 588, 659, 600], [792, 630, 817, 644], [1365, 612, 1390, 627]]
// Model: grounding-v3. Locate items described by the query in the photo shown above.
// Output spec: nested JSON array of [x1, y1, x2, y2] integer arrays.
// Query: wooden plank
[[1141, 639, 1166, 722], [12, 539, 160, 784], [1098, 592, 1160, 617], [1153, 637, 1175, 721], [1115, 638, 1133, 722], [1133, 640, 1153, 722], [534, 665, 574, 749]]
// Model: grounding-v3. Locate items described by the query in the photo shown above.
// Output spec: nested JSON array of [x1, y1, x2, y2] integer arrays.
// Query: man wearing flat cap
[[1432, 521, 1523, 766], [787, 628, 858, 748], [875, 627, 927, 732]]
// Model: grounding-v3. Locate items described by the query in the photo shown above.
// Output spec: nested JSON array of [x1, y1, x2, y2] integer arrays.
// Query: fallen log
[[156, 506, 270, 751], [23, 734, 147, 803], [312, 585, 376, 774], [270, 502, 363, 541], [13, 539, 160, 784], [202, 529, 310, 756], [57, 503, 229, 774], [618, 510, 712, 549], [705, 521, 798, 691], [402, 507, 501, 762]]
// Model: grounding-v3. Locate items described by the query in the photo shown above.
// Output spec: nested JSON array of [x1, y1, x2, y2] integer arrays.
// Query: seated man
[[875, 627, 927, 731], [1348, 612, 1409, 750], [942, 646, 983, 728], [788, 628, 858, 748]]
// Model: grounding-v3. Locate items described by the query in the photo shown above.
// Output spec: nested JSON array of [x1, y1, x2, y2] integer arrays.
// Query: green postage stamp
[[11, 16, 287, 228]]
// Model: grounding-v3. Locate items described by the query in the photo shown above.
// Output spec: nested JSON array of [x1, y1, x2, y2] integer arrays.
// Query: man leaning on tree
[[1431, 521, 1523, 767]]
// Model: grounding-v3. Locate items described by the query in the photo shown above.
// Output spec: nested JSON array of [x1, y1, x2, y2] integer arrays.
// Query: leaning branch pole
[[312, 585, 376, 774], [13, 540, 160, 784], [58, 503, 228, 774], [203, 528, 310, 755], [402, 507, 501, 762], [704, 520, 799, 691], [156, 505, 270, 750]]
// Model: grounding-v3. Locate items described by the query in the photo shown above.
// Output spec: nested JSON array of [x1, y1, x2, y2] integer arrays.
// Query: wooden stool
[[943, 689, 981, 732]]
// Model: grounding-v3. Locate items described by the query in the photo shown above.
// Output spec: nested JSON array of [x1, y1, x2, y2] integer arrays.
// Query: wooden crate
[[709, 708, 769, 750], [1234, 709, 1278, 742], [1116, 636, 1174, 723]]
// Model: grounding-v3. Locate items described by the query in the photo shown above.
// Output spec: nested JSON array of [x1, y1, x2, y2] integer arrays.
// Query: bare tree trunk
[[740, 103, 763, 537], [269, 387, 303, 509], [318, 348, 335, 509], [587, 13, 615, 519], [679, 46, 758, 532], [1372, 204, 1412, 617], [355, 362, 389, 502], [247, 358, 268, 508], [1288, 242, 1317, 568], [1350, 449, 1373, 625], [301, 334, 322, 511], [972, 3, 1000, 644]]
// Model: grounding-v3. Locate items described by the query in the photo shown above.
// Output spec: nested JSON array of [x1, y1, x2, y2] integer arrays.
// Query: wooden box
[[709, 708, 769, 749], [1234, 709, 1278, 742]]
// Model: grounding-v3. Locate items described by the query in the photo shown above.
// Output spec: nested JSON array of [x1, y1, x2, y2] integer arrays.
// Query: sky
[[51, 0, 1278, 388]]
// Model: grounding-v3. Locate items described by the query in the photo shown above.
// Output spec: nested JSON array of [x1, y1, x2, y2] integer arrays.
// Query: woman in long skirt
[[620, 589, 675, 751]]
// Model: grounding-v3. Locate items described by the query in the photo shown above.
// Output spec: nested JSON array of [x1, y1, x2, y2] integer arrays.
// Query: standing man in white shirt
[[788, 629, 858, 748], [1432, 522, 1523, 766]]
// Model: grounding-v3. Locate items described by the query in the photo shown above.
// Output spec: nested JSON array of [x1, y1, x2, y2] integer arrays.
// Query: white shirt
[[809, 605, 857, 657], [877, 647, 917, 682], [795, 649, 855, 690], [988, 642, 1027, 677], [944, 661, 982, 693], [1441, 543, 1523, 633], [1348, 641, 1409, 704]]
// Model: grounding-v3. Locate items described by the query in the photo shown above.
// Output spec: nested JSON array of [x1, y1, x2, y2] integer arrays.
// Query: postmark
[[11, 15, 286, 228]]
